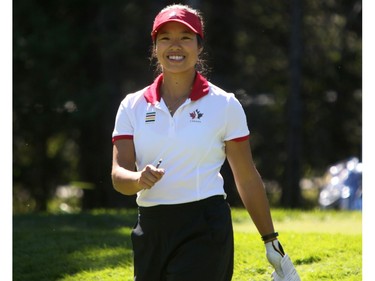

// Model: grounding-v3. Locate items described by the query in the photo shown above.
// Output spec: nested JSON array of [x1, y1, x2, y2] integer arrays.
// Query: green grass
[[13, 209, 362, 281]]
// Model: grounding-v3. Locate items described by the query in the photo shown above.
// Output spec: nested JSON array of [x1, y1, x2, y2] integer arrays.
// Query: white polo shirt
[[112, 73, 250, 207]]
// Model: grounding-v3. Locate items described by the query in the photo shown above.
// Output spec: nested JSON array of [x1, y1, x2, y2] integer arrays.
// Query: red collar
[[144, 72, 210, 105]]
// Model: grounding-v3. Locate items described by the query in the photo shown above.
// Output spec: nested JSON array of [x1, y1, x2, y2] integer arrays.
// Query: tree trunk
[[282, 0, 303, 208]]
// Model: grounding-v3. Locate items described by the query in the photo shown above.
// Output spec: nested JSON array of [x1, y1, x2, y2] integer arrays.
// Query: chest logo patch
[[189, 109, 204, 122]]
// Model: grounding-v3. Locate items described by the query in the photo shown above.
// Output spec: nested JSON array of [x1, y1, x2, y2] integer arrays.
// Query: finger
[[146, 165, 165, 180], [138, 177, 154, 189], [139, 167, 164, 188]]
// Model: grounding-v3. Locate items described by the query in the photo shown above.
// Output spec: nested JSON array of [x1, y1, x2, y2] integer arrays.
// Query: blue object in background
[[318, 157, 362, 210]]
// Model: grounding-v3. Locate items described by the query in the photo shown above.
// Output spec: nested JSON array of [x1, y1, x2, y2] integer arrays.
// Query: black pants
[[131, 195, 234, 281]]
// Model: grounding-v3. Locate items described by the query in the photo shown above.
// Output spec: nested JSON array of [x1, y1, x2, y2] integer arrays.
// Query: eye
[[181, 34, 195, 40], [157, 35, 170, 41]]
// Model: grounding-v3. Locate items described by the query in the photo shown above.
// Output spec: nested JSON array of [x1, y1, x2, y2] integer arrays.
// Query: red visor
[[151, 8, 203, 42]]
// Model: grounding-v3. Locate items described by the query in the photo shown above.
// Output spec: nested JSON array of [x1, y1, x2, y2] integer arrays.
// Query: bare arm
[[225, 139, 275, 236], [111, 139, 164, 195]]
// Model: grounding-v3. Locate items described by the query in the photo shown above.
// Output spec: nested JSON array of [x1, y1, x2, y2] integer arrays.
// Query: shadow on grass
[[13, 209, 138, 281]]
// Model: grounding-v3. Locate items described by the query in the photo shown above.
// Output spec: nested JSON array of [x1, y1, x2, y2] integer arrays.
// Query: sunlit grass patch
[[13, 208, 361, 281]]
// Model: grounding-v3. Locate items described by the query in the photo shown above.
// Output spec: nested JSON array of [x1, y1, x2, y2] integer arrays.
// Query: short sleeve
[[112, 97, 134, 142], [223, 94, 250, 141]]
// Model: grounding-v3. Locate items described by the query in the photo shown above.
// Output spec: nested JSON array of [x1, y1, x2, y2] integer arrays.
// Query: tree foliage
[[13, 0, 361, 211]]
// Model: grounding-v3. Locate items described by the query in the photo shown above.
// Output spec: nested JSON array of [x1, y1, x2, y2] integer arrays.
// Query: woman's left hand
[[265, 239, 285, 278]]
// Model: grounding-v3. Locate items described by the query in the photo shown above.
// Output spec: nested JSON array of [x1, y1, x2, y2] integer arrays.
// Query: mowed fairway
[[13, 209, 361, 281], [231, 209, 362, 280]]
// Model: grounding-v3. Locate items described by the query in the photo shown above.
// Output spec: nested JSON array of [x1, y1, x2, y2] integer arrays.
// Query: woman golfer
[[112, 4, 286, 280]]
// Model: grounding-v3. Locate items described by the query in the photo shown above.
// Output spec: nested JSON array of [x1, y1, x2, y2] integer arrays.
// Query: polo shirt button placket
[[169, 118, 176, 137]]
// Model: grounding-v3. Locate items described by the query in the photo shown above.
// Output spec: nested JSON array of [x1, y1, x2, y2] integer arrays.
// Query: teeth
[[168, 55, 184, 61]]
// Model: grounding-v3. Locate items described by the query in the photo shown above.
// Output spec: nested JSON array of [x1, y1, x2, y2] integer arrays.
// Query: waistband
[[138, 195, 225, 216]]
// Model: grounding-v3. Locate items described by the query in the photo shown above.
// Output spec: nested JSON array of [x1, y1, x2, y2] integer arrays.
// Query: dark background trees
[[13, 0, 362, 212]]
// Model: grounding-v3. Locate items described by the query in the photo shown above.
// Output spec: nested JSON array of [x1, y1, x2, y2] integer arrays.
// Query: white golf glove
[[265, 239, 285, 278]]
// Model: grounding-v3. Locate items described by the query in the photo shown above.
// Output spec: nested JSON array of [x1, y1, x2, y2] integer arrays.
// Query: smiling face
[[155, 22, 203, 75]]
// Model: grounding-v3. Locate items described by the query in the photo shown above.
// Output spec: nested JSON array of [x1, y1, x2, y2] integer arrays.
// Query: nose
[[169, 38, 182, 49]]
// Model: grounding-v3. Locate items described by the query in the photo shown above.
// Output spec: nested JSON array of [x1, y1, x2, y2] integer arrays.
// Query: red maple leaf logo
[[190, 109, 204, 120]]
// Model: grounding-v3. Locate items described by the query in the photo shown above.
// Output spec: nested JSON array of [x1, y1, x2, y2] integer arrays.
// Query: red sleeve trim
[[112, 135, 134, 144], [230, 135, 249, 142]]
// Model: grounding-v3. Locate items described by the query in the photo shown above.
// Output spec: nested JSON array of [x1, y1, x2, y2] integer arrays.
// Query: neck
[[161, 70, 196, 99], [160, 70, 196, 116]]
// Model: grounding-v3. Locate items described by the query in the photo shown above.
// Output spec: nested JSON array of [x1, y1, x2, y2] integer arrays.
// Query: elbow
[[111, 172, 122, 193], [111, 180, 120, 193], [111, 169, 125, 194]]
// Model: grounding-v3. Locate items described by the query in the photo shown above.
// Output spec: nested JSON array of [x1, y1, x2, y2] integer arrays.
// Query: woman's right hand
[[137, 165, 165, 190]]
